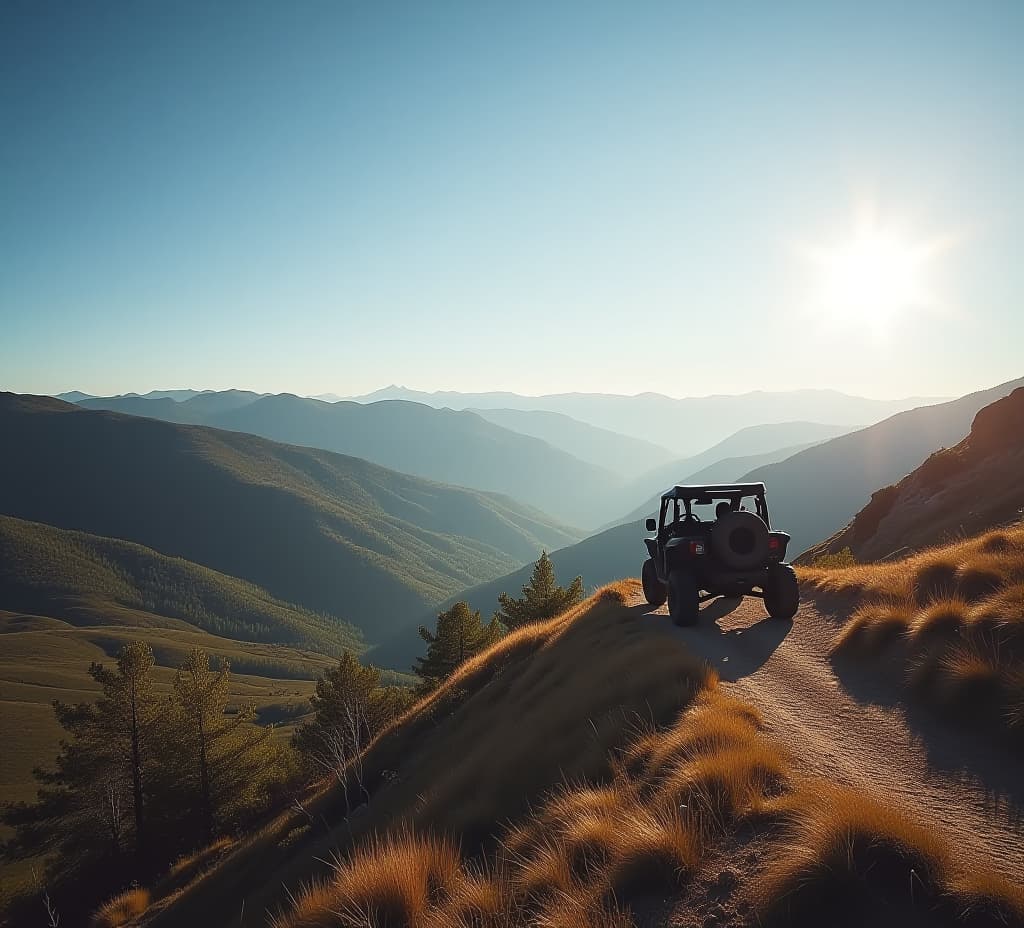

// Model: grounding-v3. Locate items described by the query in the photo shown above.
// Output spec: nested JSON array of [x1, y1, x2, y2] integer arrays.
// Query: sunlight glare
[[802, 210, 942, 336]]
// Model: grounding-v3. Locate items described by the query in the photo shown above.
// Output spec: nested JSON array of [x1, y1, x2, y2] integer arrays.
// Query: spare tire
[[711, 510, 770, 570]]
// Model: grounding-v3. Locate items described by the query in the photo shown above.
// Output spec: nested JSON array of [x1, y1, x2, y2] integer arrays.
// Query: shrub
[[811, 547, 857, 569]]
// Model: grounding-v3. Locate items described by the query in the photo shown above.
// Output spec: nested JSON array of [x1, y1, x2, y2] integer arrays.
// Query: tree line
[[414, 550, 583, 692], [0, 552, 582, 923], [290, 552, 584, 778]]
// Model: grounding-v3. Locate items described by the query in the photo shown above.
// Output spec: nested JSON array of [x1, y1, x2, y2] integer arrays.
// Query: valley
[[4, 377, 1021, 927]]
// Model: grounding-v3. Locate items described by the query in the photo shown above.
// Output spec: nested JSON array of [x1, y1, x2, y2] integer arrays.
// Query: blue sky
[[2, 1, 1022, 400]]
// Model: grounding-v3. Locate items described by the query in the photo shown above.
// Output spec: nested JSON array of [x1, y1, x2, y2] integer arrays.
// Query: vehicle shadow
[[638, 596, 792, 682], [831, 650, 1024, 815]]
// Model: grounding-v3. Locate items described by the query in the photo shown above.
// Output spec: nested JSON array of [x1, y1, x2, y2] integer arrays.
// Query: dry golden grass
[[271, 685, 789, 928], [758, 783, 1024, 926], [275, 832, 463, 928], [90, 887, 150, 928], [801, 522, 1024, 604], [344, 581, 715, 847], [147, 582, 712, 928], [831, 600, 917, 655], [805, 523, 1024, 731], [907, 596, 969, 642], [151, 575, 1024, 928], [271, 676, 1024, 928], [166, 836, 235, 880]]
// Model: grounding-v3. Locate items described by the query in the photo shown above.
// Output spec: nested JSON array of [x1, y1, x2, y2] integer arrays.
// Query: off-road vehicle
[[641, 482, 799, 626]]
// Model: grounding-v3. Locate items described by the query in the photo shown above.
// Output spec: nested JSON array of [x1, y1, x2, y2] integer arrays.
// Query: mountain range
[[467, 406, 677, 478], [348, 385, 946, 453], [74, 392, 621, 527], [371, 374, 1024, 667], [0, 394, 579, 644], [68, 389, 929, 528], [607, 420, 852, 524]]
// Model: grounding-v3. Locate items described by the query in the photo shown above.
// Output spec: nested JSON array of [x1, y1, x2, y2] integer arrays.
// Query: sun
[[801, 209, 941, 334]]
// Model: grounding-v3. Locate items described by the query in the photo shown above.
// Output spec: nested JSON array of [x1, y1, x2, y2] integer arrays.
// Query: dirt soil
[[633, 591, 1024, 885]]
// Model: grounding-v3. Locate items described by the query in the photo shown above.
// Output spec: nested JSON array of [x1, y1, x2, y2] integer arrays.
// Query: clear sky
[[2, 1, 1022, 400]]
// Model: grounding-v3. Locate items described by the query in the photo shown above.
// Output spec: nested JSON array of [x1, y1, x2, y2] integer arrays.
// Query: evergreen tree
[[1, 643, 290, 920], [292, 652, 413, 777], [90, 641, 155, 861], [494, 551, 584, 629], [170, 648, 279, 842], [0, 643, 160, 882], [413, 602, 503, 694]]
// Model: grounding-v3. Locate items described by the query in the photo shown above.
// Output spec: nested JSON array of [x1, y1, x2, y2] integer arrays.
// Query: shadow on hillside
[[831, 651, 1024, 817], [645, 596, 792, 682]]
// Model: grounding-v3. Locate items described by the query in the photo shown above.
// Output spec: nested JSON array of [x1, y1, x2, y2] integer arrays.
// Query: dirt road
[[638, 592, 1024, 879]]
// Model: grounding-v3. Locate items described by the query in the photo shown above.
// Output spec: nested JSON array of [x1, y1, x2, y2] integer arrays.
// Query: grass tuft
[[758, 785, 952, 924], [831, 602, 913, 656], [91, 887, 151, 928], [807, 523, 1024, 733], [272, 833, 463, 928], [907, 597, 968, 644]]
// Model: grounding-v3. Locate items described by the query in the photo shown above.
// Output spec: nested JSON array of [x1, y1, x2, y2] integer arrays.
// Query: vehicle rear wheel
[[668, 569, 699, 627], [763, 563, 799, 620], [642, 558, 667, 607]]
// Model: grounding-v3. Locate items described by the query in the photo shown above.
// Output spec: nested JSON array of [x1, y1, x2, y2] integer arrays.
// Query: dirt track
[[637, 591, 1024, 880]]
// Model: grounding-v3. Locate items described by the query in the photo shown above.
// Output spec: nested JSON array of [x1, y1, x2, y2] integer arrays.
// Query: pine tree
[[413, 602, 503, 694], [90, 641, 155, 862], [292, 652, 412, 777], [0, 642, 159, 882], [494, 551, 584, 629], [170, 648, 278, 843]]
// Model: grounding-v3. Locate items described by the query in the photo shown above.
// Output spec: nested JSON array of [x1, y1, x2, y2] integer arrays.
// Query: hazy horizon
[[33, 381, 964, 404]]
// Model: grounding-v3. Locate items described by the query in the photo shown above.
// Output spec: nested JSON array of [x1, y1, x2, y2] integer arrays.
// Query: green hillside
[[0, 514, 362, 654], [0, 394, 581, 644]]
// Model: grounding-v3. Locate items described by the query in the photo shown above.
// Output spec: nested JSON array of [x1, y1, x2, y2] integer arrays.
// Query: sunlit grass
[[804, 522, 1024, 731], [91, 887, 150, 928]]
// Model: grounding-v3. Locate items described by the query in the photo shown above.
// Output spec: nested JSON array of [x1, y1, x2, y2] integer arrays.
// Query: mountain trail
[[632, 591, 1024, 879]]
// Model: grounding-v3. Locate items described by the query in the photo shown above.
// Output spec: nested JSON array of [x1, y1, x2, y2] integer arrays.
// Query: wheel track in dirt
[[633, 591, 1024, 880]]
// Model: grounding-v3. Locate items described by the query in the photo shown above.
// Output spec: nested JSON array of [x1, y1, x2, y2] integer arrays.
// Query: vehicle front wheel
[[642, 558, 667, 607], [668, 569, 699, 627], [763, 563, 799, 621]]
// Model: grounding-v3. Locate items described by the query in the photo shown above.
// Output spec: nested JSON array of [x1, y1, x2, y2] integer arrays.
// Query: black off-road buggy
[[641, 483, 799, 626]]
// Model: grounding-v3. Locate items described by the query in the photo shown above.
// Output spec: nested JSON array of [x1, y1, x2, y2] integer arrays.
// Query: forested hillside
[[0, 395, 580, 641], [0, 514, 361, 654]]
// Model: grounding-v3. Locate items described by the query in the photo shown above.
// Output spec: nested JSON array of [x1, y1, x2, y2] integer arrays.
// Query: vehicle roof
[[660, 482, 766, 501]]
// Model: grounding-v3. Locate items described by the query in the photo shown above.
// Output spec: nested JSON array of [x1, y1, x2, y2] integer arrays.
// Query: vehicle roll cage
[[658, 483, 771, 531]]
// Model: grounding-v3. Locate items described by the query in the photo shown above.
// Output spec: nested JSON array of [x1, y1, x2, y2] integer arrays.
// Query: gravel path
[[636, 591, 1024, 880]]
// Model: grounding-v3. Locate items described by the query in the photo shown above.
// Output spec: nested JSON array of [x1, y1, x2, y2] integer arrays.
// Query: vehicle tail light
[[689, 541, 705, 555], [768, 538, 781, 551]]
